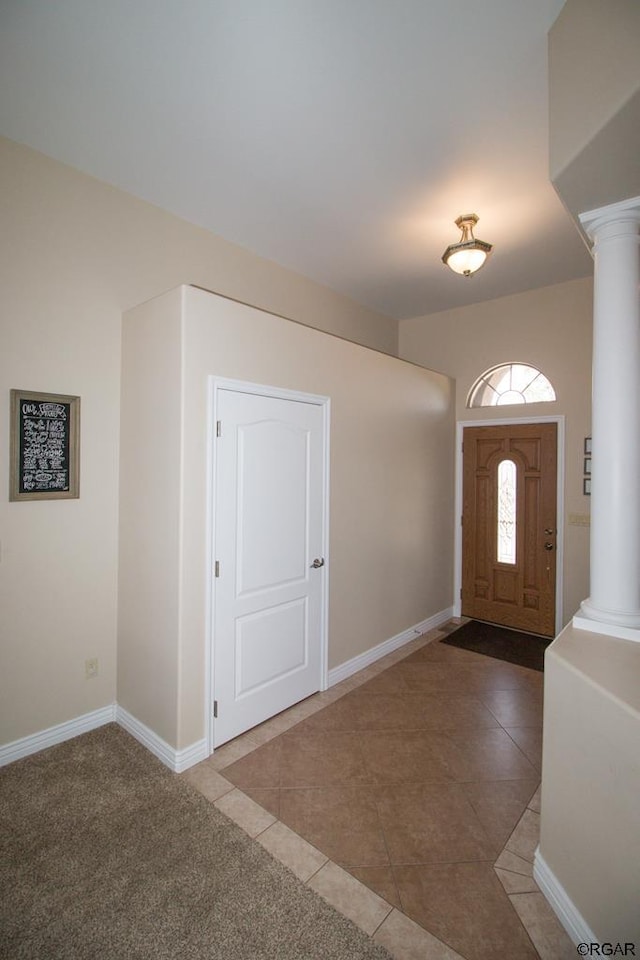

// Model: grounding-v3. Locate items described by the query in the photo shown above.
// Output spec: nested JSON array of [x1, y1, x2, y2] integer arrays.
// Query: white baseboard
[[534, 847, 597, 946], [115, 705, 208, 773], [0, 702, 207, 773], [0, 703, 117, 767], [327, 606, 454, 687], [1, 611, 454, 772]]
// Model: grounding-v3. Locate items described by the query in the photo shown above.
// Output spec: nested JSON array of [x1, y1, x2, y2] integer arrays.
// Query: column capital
[[579, 196, 640, 241]]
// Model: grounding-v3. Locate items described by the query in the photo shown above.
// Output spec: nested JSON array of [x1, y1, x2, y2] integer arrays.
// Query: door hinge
[[216, 420, 222, 437], [215, 560, 220, 578], [460, 587, 463, 599], [213, 700, 218, 719], [460, 514, 463, 526]]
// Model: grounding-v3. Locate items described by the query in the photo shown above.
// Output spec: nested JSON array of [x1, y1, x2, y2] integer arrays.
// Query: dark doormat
[[441, 619, 553, 671]]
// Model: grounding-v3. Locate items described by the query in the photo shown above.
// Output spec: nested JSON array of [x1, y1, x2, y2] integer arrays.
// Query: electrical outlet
[[85, 658, 99, 679]]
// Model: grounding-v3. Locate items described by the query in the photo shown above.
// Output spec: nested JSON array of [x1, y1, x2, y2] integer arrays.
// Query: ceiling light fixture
[[442, 213, 492, 277]]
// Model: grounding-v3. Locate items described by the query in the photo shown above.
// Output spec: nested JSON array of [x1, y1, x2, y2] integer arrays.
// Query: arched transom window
[[467, 363, 556, 408]]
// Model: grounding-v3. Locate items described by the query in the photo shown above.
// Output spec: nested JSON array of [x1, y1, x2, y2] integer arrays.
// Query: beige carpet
[[0, 724, 392, 960]]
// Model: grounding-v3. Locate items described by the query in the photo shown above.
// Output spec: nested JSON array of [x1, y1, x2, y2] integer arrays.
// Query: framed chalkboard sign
[[10, 390, 80, 501]]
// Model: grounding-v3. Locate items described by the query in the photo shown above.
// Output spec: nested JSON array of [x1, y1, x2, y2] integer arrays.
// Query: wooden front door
[[461, 422, 557, 637]]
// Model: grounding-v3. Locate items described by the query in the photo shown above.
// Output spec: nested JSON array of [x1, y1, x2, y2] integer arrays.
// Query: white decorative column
[[574, 196, 640, 641]]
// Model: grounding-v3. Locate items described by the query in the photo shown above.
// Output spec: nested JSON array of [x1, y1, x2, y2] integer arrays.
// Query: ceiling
[[0, 0, 593, 320]]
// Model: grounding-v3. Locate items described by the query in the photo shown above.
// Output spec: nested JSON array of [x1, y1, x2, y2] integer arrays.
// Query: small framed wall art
[[583, 436, 592, 495], [10, 389, 80, 501]]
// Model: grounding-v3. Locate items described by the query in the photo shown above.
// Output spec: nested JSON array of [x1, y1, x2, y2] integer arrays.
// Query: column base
[[574, 598, 640, 642]]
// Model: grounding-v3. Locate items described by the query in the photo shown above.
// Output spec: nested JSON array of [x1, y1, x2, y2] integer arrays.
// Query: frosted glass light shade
[[445, 246, 488, 275]]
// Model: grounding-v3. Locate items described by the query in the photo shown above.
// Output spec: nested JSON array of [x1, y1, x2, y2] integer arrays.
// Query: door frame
[[205, 376, 331, 756], [454, 415, 565, 636]]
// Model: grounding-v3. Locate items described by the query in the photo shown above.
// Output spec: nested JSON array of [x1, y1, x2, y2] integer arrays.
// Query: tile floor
[[182, 623, 576, 960]]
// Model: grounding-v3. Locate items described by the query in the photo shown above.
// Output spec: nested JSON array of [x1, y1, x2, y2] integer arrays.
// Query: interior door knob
[[310, 557, 325, 568], [544, 542, 554, 551]]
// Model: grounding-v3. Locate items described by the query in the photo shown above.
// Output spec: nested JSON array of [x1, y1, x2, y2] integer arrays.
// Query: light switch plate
[[568, 513, 590, 527]]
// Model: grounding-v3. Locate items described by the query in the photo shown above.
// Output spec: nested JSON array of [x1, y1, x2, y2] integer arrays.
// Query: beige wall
[[549, 0, 640, 218], [398, 278, 593, 627], [0, 137, 397, 747], [119, 286, 454, 749], [549, 0, 640, 183], [117, 291, 183, 746], [540, 625, 640, 940]]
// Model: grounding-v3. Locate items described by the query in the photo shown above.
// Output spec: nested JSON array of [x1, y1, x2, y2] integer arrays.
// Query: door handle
[[544, 542, 554, 551], [310, 557, 325, 569]]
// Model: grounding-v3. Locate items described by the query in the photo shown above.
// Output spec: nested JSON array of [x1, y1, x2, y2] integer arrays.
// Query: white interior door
[[212, 385, 328, 747]]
